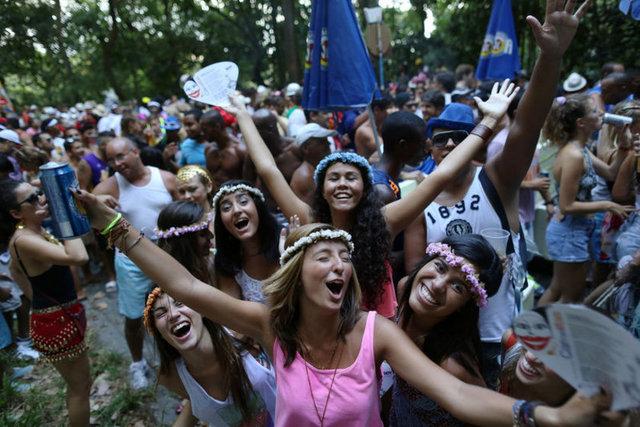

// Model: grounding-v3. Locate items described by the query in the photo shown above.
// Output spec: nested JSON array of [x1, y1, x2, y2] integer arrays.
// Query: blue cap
[[425, 103, 475, 138], [162, 116, 181, 131]]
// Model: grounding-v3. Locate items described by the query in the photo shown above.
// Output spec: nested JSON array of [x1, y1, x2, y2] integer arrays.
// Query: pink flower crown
[[154, 212, 212, 239], [425, 242, 488, 307]]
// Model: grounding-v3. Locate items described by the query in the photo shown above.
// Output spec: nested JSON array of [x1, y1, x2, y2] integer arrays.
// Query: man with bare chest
[[200, 109, 247, 191]]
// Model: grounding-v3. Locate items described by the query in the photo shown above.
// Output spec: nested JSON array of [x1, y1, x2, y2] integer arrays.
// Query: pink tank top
[[273, 311, 382, 426]]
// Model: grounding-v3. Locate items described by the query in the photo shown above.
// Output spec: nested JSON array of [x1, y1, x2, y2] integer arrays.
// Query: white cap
[[43, 106, 56, 115], [295, 123, 337, 147], [563, 72, 587, 93], [286, 82, 302, 97], [0, 129, 23, 145]]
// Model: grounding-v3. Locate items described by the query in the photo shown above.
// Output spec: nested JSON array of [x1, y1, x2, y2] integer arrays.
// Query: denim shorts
[[115, 253, 153, 319], [546, 215, 596, 263]]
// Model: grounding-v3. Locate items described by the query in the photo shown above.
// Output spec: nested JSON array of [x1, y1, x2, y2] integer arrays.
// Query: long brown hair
[[263, 223, 362, 366], [542, 93, 591, 146]]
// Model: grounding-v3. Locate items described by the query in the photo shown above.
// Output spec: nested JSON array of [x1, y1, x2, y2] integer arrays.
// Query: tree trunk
[[103, 0, 126, 100], [53, 0, 79, 101], [281, 0, 301, 82]]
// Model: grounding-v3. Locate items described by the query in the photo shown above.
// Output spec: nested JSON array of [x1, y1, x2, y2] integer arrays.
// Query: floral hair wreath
[[425, 242, 488, 307], [212, 184, 265, 209], [144, 287, 164, 335], [280, 229, 355, 266], [313, 152, 374, 186], [154, 212, 213, 239]]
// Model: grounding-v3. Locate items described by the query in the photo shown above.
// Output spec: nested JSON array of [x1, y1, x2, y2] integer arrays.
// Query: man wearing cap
[[404, 1, 588, 389], [201, 109, 246, 191], [0, 129, 23, 180], [41, 118, 66, 156], [97, 103, 123, 136], [290, 123, 334, 205], [156, 116, 182, 173], [284, 83, 306, 137]]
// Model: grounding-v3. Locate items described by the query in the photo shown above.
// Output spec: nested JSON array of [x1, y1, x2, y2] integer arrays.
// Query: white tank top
[[234, 269, 267, 304], [115, 166, 172, 241], [175, 350, 276, 425], [423, 167, 518, 343]]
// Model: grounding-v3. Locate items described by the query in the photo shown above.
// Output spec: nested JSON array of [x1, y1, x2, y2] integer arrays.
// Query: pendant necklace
[[303, 339, 343, 427]]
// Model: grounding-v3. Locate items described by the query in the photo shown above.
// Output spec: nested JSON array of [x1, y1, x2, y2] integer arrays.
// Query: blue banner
[[475, 0, 520, 81], [619, 0, 640, 20], [302, 0, 379, 111]]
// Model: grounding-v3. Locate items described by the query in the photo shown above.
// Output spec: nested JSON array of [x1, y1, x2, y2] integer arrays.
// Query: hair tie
[[143, 287, 164, 335], [556, 96, 567, 106]]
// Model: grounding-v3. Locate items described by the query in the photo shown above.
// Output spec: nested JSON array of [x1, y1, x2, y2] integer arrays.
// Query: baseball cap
[[295, 123, 337, 147]]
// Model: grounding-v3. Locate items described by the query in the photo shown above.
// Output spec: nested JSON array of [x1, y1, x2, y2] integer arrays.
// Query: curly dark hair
[[313, 160, 391, 311], [398, 234, 503, 378], [157, 201, 213, 285], [214, 179, 281, 277]]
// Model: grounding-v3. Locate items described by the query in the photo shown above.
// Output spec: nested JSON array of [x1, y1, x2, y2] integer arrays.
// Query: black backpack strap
[[479, 168, 528, 290]]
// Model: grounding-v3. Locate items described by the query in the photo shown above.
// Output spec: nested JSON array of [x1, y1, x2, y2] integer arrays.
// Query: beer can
[[602, 113, 633, 127], [540, 171, 550, 178], [39, 162, 90, 239]]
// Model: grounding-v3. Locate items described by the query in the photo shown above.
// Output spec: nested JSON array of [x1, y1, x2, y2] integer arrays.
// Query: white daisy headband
[[425, 242, 488, 307], [155, 212, 213, 239], [280, 229, 355, 266], [212, 184, 265, 209]]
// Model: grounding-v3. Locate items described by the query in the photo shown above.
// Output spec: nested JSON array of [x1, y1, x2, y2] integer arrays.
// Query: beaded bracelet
[[470, 123, 494, 141], [519, 400, 544, 426], [100, 213, 122, 235]]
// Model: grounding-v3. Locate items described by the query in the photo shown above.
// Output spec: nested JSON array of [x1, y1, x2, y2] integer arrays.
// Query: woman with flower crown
[[225, 80, 519, 318], [387, 234, 502, 426], [71, 189, 613, 426], [212, 179, 281, 303], [148, 200, 276, 425]]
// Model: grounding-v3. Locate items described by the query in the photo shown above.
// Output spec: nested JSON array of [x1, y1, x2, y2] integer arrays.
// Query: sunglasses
[[431, 130, 469, 147], [16, 189, 43, 207]]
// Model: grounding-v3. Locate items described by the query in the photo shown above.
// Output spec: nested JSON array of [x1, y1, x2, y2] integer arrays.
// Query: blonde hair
[[599, 99, 640, 155], [263, 223, 362, 366]]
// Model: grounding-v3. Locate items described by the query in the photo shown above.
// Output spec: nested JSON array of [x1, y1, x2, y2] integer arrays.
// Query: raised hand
[[526, 0, 593, 57], [475, 79, 520, 123], [225, 94, 249, 116]]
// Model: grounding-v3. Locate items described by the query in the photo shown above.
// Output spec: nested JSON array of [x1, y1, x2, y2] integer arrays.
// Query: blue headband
[[313, 152, 374, 185]]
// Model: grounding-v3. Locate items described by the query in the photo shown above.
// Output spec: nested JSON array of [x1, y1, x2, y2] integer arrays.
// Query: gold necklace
[[40, 228, 62, 246], [303, 339, 343, 426]]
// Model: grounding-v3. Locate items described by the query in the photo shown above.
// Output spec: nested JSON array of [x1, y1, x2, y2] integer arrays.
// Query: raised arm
[[228, 98, 313, 224], [487, 0, 593, 210], [382, 80, 519, 238], [374, 314, 611, 426], [589, 126, 633, 181], [75, 189, 274, 353]]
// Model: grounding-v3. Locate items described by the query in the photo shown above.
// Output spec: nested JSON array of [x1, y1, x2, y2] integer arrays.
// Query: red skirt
[[30, 301, 87, 363]]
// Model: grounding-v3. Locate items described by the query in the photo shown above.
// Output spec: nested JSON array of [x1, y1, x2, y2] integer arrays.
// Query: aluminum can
[[39, 162, 90, 238], [539, 171, 550, 178], [602, 113, 633, 127]]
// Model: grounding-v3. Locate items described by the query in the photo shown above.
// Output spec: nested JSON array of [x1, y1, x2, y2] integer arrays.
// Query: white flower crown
[[280, 229, 355, 266], [212, 184, 265, 209]]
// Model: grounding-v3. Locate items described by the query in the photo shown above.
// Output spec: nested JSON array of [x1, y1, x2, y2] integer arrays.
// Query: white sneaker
[[129, 360, 150, 389], [15, 342, 40, 361]]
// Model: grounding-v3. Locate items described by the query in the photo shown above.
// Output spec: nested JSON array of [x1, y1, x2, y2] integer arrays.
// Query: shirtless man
[[290, 123, 334, 205], [354, 96, 392, 161], [201, 109, 246, 191], [63, 139, 85, 175]]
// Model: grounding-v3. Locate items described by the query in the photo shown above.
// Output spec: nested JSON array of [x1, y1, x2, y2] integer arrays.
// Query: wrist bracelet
[[123, 232, 144, 255], [100, 213, 122, 235], [619, 146, 631, 152], [519, 400, 544, 426], [470, 124, 494, 141], [513, 400, 526, 426]]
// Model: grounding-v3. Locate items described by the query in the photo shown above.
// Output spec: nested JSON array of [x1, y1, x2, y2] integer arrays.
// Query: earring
[[15, 220, 24, 230]]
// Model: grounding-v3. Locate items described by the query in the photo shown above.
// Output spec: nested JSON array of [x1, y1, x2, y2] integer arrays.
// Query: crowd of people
[[1, 0, 640, 425]]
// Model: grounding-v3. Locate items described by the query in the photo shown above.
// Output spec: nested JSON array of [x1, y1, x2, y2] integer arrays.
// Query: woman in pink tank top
[[77, 188, 614, 426]]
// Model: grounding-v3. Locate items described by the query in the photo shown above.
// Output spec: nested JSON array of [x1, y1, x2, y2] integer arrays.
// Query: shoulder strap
[[479, 168, 529, 291], [12, 237, 30, 278]]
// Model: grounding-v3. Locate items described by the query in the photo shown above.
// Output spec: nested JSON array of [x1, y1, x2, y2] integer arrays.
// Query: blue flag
[[619, 0, 640, 20], [302, 0, 379, 111], [475, 0, 520, 81]]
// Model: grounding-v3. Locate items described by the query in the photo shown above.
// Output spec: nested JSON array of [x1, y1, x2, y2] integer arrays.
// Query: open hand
[[475, 79, 520, 124], [225, 95, 249, 116], [526, 0, 593, 57]]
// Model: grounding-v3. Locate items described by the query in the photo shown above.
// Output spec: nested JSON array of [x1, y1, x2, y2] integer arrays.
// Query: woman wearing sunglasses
[[0, 180, 91, 427]]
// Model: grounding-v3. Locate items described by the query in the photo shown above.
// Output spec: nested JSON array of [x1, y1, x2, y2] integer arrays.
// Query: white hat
[[147, 100, 161, 108], [563, 72, 587, 93], [0, 129, 23, 145], [43, 106, 56, 115], [286, 82, 302, 97], [295, 123, 337, 147]]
